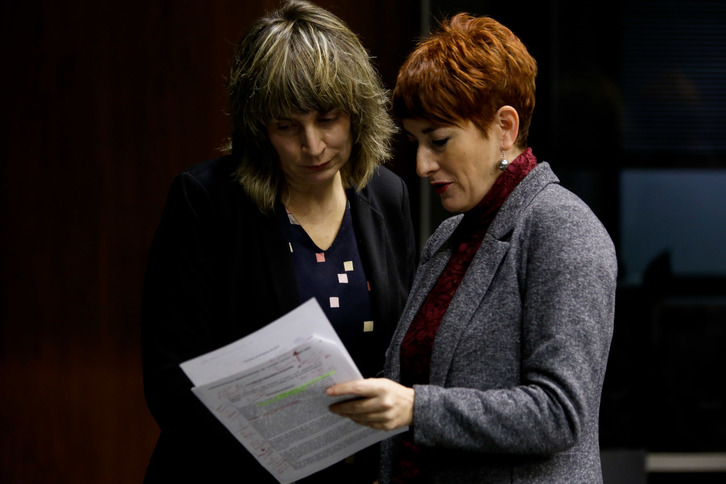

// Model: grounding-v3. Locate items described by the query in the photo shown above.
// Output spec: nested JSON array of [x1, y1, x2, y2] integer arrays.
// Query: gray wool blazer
[[380, 162, 617, 483]]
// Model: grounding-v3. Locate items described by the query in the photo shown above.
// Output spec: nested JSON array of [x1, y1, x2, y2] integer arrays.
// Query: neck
[[506, 146, 525, 162], [283, 173, 348, 251], [283, 172, 346, 220]]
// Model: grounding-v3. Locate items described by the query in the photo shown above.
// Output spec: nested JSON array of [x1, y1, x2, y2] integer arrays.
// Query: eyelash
[[275, 113, 337, 131], [318, 113, 337, 124], [404, 136, 449, 149], [432, 138, 449, 147]]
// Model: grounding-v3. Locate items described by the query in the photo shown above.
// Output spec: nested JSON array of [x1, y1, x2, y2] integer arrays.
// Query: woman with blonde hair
[[142, 1, 416, 482], [329, 13, 617, 483]]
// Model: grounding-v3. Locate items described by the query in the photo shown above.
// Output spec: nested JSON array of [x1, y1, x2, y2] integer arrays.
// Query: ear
[[496, 105, 520, 151]]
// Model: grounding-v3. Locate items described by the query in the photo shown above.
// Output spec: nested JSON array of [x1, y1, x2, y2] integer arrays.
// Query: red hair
[[393, 14, 537, 147]]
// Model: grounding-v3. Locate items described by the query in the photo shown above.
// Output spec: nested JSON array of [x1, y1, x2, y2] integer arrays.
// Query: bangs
[[250, 22, 357, 123], [393, 54, 479, 128]]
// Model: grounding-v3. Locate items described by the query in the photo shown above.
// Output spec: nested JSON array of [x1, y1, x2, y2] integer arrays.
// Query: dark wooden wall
[[0, 1, 420, 482]]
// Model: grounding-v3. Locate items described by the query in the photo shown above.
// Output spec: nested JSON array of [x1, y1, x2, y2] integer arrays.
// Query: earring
[[498, 152, 509, 171]]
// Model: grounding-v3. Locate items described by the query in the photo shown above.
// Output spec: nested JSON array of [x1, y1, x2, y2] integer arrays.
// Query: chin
[[441, 201, 464, 213]]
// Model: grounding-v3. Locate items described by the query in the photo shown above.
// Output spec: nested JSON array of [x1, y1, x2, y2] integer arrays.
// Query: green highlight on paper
[[257, 371, 335, 407]]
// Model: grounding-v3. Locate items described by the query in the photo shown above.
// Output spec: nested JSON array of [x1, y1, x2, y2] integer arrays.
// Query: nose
[[415, 147, 438, 178], [301, 126, 325, 157]]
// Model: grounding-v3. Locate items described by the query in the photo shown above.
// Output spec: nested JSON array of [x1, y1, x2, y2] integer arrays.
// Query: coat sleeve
[[411, 190, 617, 455], [141, 172, 231, 435]]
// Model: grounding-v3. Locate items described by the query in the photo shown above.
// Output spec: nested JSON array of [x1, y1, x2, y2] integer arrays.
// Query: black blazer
[[141, 156, 416, 482]]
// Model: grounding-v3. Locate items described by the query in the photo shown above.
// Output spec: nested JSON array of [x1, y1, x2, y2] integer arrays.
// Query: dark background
[[0, 1, 419, 482], [2, 0, 725, 482]]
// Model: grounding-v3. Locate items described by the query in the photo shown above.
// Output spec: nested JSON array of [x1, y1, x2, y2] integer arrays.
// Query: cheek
[[269, 136, 296, 159], [337, 126, 353, 147], [336, 132, 354, 159], [459, 159, 491, 196], [267, 133, 283, 154]]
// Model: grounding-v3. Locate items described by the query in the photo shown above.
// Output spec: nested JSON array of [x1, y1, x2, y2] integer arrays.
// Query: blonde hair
[[227, 0, 396, 213]]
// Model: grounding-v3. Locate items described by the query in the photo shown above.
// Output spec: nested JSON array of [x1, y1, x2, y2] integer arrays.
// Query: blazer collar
[[488, 162, 559, 240], [257, 199, 301, 316], [418, 163, 559, 260]]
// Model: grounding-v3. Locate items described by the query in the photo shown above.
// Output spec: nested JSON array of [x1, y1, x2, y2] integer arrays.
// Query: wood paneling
[[0, 1, 419, 482]]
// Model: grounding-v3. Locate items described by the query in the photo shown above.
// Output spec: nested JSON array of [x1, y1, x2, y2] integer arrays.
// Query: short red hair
[[393, 14, 537, 147]]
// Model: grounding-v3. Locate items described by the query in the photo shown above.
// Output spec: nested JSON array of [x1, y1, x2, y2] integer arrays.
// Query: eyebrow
[[271, 109, 341, 122], [403, 125, 439, 137]]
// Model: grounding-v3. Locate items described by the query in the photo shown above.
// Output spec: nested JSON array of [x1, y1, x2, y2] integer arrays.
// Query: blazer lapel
[[386, 226, 455, 378], [428, 235, 511, 385], [348, 189, 389, 325], [241, 199, 300, 319], [427, 162, 558, 384]]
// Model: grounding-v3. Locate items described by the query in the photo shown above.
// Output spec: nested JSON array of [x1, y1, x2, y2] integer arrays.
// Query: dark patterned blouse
[[282, 201, 378, 377]]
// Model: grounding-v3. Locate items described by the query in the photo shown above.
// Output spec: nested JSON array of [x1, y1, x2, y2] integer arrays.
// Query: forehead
[[260, 82, 348, 125], [403, 118, 453, 135], [403, 117, 490, 141], [402, 118, 443, 135], [270, 108, 342, 122]]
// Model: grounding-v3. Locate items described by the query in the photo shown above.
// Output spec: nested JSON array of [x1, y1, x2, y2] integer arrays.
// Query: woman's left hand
[[327, 378, 414, 431]]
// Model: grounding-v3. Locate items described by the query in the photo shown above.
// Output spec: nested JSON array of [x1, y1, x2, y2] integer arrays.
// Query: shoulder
[[352, 166, 409, 211], [178, 156, 240, 195], [527, 183, 611, 242], [517, 180, 617, 276], [164, 155, 255, 221], [500, 162, 612, 246], [359, 166, 407, 197]]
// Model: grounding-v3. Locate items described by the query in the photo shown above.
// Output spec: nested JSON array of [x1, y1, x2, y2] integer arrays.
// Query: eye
[[271, 119, 297, 133], [317, 112, 339, 124], [432, 137, 449, 147]]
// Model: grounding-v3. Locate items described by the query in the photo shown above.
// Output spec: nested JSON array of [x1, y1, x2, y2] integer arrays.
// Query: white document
[[180, 298, 406, 483]]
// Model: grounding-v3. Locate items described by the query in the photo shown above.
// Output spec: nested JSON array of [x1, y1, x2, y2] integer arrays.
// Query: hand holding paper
[[179, 298, 406, 484], [327, 378, 415, 431]]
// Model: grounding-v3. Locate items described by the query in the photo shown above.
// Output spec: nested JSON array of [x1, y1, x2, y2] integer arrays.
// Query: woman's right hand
[[326, 378, 414, 431]]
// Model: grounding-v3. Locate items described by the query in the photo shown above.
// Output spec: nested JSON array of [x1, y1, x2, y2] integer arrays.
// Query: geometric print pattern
[[284, 205, 374, 335]]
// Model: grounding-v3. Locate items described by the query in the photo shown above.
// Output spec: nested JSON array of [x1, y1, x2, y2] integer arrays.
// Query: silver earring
[[498, 152, 509, 171]]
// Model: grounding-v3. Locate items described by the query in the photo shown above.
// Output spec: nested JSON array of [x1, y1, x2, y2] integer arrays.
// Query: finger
[[326, 381, 357, 396], [329, 397, 379, 416], [327, 379, 379, 397]]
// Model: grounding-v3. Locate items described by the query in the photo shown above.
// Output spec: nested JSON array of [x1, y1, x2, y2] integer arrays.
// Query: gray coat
[[380, 163, 617, 483]]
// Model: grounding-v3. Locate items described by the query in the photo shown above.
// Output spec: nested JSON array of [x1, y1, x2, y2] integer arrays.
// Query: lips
[[431, 182, 451, 195], [306, 160, 331, 171]]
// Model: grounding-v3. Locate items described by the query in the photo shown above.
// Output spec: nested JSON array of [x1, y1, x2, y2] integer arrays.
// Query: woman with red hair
[[328, 13, 617, 483]]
